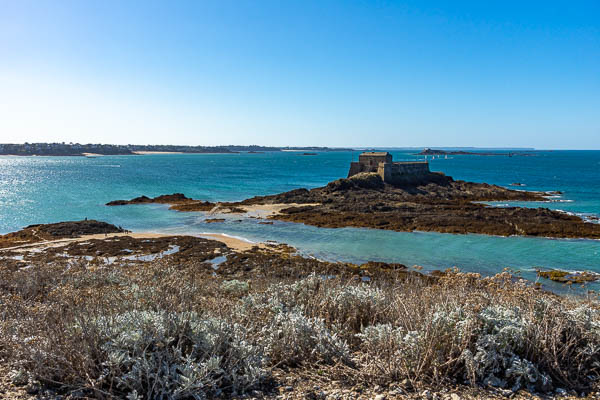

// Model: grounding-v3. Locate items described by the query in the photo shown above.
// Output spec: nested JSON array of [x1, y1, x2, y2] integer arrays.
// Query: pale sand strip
[[1, 233, 168, 253], [132, 151, 184, 154], [198, 233, 262, 251], [209, 203, 320, 218], [1, 232, 261, 253], [132, 151, 241, 155]]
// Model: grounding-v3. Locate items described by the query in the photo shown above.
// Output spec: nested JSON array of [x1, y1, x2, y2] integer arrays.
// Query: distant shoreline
[[0, 152, 241, 157], [0, 143, 354, 157]]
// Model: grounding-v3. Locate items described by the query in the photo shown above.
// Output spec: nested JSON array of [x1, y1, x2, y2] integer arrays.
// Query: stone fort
[[348, 152, 431, 185]]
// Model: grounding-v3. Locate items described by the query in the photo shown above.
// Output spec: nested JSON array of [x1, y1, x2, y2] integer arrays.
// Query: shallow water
[[1, 150, 599, 291]]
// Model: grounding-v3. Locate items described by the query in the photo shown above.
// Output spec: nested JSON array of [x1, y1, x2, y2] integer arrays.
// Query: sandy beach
[[132, 151, 184, 154], [197, 233, 262, 251]]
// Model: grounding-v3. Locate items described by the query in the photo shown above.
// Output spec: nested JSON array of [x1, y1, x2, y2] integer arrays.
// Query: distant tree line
[[0, 142, 354, 156], [0, 143, 132, 156]]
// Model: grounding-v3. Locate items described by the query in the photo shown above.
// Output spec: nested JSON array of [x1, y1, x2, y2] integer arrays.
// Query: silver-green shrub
[[238, 275, 352, 367], [462, 305, 552, 392], [260, 310, 351, 367], [220, 279, 250, 295], [89, 311, 267, 399]]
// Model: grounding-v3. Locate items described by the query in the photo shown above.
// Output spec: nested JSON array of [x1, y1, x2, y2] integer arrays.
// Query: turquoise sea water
[[1, 150, 599, 292]]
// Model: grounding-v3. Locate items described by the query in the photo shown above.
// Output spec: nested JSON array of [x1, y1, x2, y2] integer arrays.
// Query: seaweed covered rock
[[0, 220, 126, 248], [106, 193, 191, 206], [106, 193, 216, 211], [537, 269, 600, 284], [25, 220, 126, 237]]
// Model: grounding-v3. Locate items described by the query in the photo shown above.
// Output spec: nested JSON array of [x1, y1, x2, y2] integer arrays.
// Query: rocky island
[[236, 176, 599, 239], [107, 152, 600, 239]]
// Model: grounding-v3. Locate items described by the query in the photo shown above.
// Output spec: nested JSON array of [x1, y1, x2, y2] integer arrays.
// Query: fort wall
[[348, 152, 431, 185], [379, 162, 430, 184], [348, 162, 365, 177]]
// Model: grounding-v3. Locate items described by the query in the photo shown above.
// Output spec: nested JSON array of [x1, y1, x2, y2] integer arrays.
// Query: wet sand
[[198, 233, 262, 251], [132, 151, 184, 154]]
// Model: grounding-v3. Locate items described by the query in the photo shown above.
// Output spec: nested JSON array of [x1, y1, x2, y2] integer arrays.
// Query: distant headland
[[0, 142, 354, 156]]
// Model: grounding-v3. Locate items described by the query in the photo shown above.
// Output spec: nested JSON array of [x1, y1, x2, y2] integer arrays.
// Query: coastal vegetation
[[0, 143, 133, 156], [1, 224, 600, 399]]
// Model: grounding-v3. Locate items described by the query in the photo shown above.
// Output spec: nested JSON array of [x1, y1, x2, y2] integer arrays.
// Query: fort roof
[[361, 152, 390, 156]]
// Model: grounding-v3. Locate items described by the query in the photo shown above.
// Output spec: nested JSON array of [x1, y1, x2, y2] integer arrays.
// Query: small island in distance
[[417, 147, 536, 156]]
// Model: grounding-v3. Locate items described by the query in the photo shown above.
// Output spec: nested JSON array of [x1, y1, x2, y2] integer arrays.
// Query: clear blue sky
[[1, 0, 598, 148]]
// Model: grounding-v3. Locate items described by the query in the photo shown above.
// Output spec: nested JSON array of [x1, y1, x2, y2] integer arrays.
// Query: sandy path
[[208, 203, 320, 218], [132, 151, 184, 154]]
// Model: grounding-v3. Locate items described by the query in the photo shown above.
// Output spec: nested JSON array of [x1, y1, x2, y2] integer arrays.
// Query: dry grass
[[1, 258, 599, 398]]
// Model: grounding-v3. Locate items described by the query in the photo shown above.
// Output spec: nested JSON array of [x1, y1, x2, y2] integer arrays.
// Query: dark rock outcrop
[[0, 220, 126, 248], [106, 193, 191, 206], [107, 193, 215, 211], [537, 269, 600, 284], [327, 173, 385, 191]]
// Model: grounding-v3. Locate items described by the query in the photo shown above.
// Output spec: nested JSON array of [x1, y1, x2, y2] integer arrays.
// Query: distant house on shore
[[348, 152, 430, 185]]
